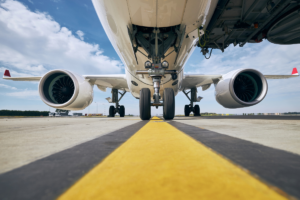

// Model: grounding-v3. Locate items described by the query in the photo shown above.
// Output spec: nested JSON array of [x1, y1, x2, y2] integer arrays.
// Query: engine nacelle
[[215, 69, 268, 108], [38, 70, 93, 110]]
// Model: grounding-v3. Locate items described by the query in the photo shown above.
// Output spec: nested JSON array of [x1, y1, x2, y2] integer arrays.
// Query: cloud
[[5, 89, 39, 99], [0, 84, 17, 90], [76, 30, 84, 40], [188, 42, 300, 75], [0, 0, 122, 76]]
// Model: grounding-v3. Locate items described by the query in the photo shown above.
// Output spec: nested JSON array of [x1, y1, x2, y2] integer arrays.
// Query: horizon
[[0, 0, 299, 115]]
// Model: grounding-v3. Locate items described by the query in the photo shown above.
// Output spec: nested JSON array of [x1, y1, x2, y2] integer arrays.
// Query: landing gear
[[132, 26, 180, 120], [139, 87, 175, 120], [184, 105, 190, 116], [140, 88, 151, 120], [183, 88, 202, 117], [194, 105, 200, 116], [163, 88, 175, 120], [137, 68, 177, 120], [119, 105, 125, 117], [109, 106, 115, 117], [106, 89, 126, 117]]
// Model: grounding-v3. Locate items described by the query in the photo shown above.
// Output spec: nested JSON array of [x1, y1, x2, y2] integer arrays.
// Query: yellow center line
[[58, 117, 287, 200]]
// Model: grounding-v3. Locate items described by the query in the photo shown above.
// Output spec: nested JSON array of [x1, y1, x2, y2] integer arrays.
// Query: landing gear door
[[191, 88, 197, 102]]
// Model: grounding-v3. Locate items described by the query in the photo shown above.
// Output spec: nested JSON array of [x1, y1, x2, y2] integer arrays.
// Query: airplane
[[3, 0, 300, 120]]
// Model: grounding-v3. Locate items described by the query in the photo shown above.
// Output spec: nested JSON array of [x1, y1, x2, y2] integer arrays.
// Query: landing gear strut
[[133, 26, 181, 120], [183, 88, 202, 116], [107, 89, 126, 117]]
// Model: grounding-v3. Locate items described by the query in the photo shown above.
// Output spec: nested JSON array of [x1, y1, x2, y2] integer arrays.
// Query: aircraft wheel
[[109, 105, 115, 117], [139, 88, 151, 120], [194, 105, 200, 116], [119, 105, 125, 117], [163, 88, 175, 120], [184, 105, 190, 116]]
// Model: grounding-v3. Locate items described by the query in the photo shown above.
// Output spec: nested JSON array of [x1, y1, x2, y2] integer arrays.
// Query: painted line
[[169, 121, 300, 199], [59, 117, 287, 200], [0, 121, 147, 200]]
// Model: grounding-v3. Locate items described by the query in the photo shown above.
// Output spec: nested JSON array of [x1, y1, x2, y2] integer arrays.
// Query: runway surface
[[0, 116, 300, 200]]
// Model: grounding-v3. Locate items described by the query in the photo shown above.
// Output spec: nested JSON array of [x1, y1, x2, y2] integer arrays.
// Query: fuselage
[[92, 0, 218, 98]]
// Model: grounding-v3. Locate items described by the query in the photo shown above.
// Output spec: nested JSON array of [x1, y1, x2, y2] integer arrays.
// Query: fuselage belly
[[92, 0, 218, 98]]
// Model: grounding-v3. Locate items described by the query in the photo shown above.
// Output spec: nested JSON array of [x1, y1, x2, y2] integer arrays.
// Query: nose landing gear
[[183, 88, 202, 117], [140, 88, 151, 120], [136, 65, 177, 120], [163, 88, 175, 120]]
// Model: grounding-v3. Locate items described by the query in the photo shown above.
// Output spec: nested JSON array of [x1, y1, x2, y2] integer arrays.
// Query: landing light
[[162, 61, 169, 68], [144, 61, 152, 68]]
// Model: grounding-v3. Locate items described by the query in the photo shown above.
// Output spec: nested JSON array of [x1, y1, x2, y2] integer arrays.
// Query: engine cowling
[[215, 69, 268, 108], [38, 70, 93, 110]]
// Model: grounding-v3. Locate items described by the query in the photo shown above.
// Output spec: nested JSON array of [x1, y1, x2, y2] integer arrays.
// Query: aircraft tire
[[194, 105, 200, 116], [184, 105, 190, 116], [139, 88, 151, 120], [119, 105, 125, 117], [109, 105, 115, 117], [163, 88, 175, 120]]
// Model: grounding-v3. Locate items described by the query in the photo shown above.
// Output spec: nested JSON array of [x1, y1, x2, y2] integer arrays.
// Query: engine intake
[[215, 69, 268, 108], [39, 70, 93, 110], [43, 73, 75, 104]]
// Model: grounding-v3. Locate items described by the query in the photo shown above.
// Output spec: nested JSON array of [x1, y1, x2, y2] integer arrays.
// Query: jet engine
[[215, 69, 268, 108], [38, 70, 93, 110]]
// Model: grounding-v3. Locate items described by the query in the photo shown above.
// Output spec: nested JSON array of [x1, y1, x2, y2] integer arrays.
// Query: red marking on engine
[[4, 70, 11, 77], [292, 68, 298, 75]]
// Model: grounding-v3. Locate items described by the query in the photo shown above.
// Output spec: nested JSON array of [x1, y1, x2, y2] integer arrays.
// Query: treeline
[[0, 110, 50, 116]]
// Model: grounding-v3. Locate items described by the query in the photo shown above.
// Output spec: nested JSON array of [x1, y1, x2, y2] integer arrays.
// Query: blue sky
[[0, 0, 299, 115]]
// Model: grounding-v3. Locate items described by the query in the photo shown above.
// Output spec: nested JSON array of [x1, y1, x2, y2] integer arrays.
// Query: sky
[[0, 0, 299, 115]]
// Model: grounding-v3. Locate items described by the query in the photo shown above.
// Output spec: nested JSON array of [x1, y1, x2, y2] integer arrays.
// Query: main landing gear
[[183, 88, 202, 117], [106, 89, 126, 117]]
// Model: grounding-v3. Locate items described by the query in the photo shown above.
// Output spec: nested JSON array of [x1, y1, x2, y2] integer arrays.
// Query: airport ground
[[0, 116, 300, 199]]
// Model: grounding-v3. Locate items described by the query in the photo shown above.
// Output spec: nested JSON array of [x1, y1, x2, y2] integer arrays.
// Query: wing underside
[[182, 68, 298, 90], [181, 74, 222, 91], [3, 77, 41, 81], [2, 70, 129, 91], [84, 75, 129, 92]]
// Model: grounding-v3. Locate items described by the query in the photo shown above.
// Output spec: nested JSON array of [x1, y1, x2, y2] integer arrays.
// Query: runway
[[0, 116, 300, 199]]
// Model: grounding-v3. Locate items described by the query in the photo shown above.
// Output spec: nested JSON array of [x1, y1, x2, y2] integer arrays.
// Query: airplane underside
[[99, 0, 300, 120], [3, 0, 300, 120], [92, 0, 219, 120]]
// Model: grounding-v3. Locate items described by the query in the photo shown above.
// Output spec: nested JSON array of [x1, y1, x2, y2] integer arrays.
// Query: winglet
[[4, 69, 11, 77], [292, 68, 298, 75]]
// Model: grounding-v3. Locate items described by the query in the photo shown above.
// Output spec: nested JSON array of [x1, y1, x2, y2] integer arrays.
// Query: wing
[[264, 75, 298, 79], [3, 77, 41, 81], [181, 68, 298, 91], [181, 74, 222, 91], [3, 69, 129, 91], [264, 68, 299, 79], [84, 74, 129, 92], [3, 70, 41, 81]]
